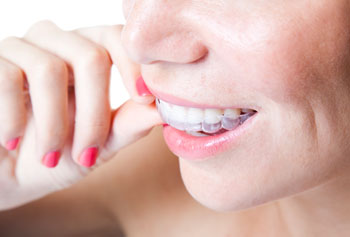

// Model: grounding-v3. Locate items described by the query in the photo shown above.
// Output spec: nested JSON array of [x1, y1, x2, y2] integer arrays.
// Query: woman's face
[[121, 0, 350, 211]]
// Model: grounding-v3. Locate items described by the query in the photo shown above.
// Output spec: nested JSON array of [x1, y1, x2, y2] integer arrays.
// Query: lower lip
[[162, 113, 259, 161]]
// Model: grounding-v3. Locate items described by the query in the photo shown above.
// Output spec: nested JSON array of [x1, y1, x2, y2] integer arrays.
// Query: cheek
[[255, 44, 311, 103], [178, 113, 335, 213], [180, 22, 350, 212], [222, 28, 318, 109], [213, 5, 349, 109], [230, 8, 349, 108]]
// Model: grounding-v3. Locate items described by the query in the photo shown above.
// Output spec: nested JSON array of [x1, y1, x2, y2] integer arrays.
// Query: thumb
[[99, 99, 163, 161]]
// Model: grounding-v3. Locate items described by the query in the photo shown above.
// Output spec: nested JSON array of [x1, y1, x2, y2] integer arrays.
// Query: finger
[[98, 99, 163, 162], [23, 20, 112, 167], [0, 57, 26, 150], [72, 25, 155, 105], [0, 36, 69, 167]]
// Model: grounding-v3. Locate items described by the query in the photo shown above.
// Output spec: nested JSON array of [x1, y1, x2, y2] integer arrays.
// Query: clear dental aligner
[[156, 98, 257, 136]]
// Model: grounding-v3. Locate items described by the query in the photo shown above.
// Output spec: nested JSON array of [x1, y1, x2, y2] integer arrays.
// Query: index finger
[[72, 25, 155, 105]]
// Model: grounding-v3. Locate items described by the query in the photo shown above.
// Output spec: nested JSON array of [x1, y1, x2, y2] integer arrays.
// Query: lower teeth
[[186, 131, 211, 137], [186, 128, 233, 137], [184, 114, 254, 137]]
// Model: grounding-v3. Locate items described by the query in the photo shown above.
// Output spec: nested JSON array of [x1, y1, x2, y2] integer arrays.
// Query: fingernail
[[79, 147, 98, 167], [136, 76, 152, 96], [42, 151, 61, 168], [6, 137, 20, 150]]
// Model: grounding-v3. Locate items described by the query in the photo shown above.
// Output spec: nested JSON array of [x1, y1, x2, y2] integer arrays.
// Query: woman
[[0, 0, 350, 236]]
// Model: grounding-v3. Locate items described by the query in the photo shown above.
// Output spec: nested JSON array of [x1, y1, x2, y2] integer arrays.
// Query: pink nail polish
[[43, 151, 60, 168], [79, 147, 98, 167], [6, 137, 20, 150], [136, 76, 152, 96]]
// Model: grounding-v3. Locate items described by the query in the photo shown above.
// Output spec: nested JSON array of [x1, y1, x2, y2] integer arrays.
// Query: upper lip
[[148, 86, 260, 111]]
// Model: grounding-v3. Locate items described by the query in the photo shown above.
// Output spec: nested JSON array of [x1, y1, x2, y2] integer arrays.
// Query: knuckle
[[76, 116, 109, 128], [25, 20, 57, 38], [39, 134, 67, 149], [30, 19, 56, 30], [79, 47, 111, 70], [0, 66, 23, 90], [0, 64, 22, 80], [103, 25, 123, 45], [37, 120, 68, 145], [30, 57, 68, 81], [41, 127, 67, 143], [0, 36, 21, 46], [75, 115, 110, 136], [107, 25, 123, 38]]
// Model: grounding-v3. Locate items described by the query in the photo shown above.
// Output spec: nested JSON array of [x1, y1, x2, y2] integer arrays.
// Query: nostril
[[170, 37, 208, 64], [190, 49, 208, 65], [121, 18, 209, 65]]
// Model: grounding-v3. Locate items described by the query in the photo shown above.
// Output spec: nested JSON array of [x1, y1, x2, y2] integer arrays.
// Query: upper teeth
[[156, 98, 255, 134]]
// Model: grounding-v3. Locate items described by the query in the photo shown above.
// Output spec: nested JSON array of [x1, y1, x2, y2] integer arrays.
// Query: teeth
[[202, 109, 223, 134], [242, 108, 255, 114], [222, 117, 240, 130], [186, 130, 210, 137], [186, 108, 204, 132], [187, 108, 204, 124], [202, 121, 222, 133], [224, 108, 241, 119], [222, 108, 241, 130], [204, 109, 223, 124], [157, 99, 171, 124], [171, 105, 187, 123], [156, 98, 256, 135]]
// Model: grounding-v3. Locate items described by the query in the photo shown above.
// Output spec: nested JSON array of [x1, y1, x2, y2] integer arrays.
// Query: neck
[[275, 174, 350, 236]]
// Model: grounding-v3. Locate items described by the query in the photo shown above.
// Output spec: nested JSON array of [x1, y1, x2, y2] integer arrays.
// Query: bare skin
[[1, 0, 350, 236], [0, 127, 280, 237], [1, 127, 350, 236]]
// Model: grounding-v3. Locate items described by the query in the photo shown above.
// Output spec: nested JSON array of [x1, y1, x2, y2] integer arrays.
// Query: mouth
[[156, 98, 257, 136], [155, 97, 259, 160]]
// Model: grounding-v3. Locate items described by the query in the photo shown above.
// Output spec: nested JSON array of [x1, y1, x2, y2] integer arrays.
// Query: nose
[[121, 0, 208, 64]]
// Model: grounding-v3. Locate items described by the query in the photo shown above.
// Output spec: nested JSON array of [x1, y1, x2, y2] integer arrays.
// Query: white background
[[0, 0, 129, 109]]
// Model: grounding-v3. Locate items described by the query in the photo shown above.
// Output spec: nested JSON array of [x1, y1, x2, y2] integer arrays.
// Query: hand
[[0, 20, 162, 210]]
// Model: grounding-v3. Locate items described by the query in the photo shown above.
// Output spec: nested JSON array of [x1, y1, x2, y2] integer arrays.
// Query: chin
[[183, 185, 272, 212], [178, 154, 333, 213], [178, 157, 272, 212]]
